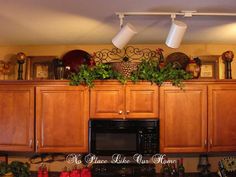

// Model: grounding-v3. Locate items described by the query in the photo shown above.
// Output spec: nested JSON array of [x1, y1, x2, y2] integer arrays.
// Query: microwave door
[[90, 129, 138, 156]]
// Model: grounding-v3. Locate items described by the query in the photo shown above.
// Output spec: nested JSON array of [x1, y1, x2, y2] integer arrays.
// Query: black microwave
[[89, 119, 159, 156]]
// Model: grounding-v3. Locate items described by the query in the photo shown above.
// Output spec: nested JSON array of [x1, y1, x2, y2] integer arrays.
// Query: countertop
[[31, 171, 236, 177]]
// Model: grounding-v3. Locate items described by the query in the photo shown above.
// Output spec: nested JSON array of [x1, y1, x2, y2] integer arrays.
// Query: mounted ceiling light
[[112, 14, 137, 49], [165, 20, 187, 48], [114, 11, 236, 49], [112, 23, 137, 49]]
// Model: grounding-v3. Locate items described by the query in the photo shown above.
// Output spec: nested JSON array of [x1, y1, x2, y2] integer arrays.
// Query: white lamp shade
[[165, 20, 187, 48], [112, 23, 137, 49]]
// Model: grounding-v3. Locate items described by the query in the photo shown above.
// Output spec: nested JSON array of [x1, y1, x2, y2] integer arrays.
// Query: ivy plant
[[69, 60, 192, 87], [69, 63, 126, 87], [0, 161, 30, 177], [130, 59, 193, 87], [0, 162, 10, 176], [9, 161, 30, 177]]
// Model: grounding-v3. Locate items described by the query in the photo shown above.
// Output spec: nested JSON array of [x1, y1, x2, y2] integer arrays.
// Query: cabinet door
[[160, 84, 207, 153], [125, 84, 158, 118], [36, 86, 89, 152], [208, 84, 236, 152], [90, 85, 125, 118], [0, 85, 34, 152]]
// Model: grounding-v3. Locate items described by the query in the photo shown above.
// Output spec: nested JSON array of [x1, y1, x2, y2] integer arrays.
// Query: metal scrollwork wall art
[[92, 46, 161, 63]]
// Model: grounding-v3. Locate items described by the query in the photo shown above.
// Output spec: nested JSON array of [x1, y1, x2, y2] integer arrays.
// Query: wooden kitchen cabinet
[[208, 84, 236, 152], [36, 86, 89, 152], [160, 84, 207, 153], [90, 82, 158, 119], [1, 80, 236, 154], [125, 84, 158, 118], [0, 85, 34, 152], [90, 84, 125, 118]]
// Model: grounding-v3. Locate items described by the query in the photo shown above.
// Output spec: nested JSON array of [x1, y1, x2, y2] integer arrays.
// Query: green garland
[[69, 63, 126, 87], [69, 60, 192, 87], [0, 161, 30, 177], [130, 59, 193, 87]]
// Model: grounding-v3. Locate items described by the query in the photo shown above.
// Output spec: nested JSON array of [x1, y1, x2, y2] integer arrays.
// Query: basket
[[110, 62, 140, 78]]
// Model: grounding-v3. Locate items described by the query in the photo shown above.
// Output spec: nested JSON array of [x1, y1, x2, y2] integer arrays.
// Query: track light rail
[[113, 11, 236, 49], [116, 11, 236, 18]]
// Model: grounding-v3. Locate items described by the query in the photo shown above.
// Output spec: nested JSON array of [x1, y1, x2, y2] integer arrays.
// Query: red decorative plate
[[62, 49, 91, 73]]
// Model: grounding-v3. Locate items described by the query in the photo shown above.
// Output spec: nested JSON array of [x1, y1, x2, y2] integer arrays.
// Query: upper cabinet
[[160, 84, 208, 153], [1, 80, 236, 154], [0, 85, 34, 152], [90, 82, 159, 119], [208, 84, 236, 152], [36, 86, 89, 153], [90, 84, 125, 118]]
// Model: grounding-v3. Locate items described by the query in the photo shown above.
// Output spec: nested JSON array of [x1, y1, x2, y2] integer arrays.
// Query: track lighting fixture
[[112, 11, 236, 49], [112, 23, 137, 49], [165, 20, 187, 48], [112, 13, 137, 49]]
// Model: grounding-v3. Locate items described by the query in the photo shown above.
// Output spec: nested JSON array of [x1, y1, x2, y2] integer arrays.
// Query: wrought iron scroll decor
[[93, 46, 161, 63]]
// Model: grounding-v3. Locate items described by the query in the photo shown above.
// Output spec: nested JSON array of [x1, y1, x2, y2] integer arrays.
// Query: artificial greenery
[[69, 59, 192, 87], [9, 161, 30, 177], [130, 59, 193, 87], [69, 63, 126, 87], [0, 161, 30, 177], [0, 162, 10, 176]]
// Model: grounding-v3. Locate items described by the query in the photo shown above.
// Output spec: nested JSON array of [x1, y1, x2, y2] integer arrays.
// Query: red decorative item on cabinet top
[[62, 50, 92, 73]]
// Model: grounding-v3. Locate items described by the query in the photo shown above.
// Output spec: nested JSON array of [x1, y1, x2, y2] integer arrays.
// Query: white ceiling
[[0, 0, 236, 45]]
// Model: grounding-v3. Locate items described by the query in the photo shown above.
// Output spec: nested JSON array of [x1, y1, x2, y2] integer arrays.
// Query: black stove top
[[91, 163, 156, 177]]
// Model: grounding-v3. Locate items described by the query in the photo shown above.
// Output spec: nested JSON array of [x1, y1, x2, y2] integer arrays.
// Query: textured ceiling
[[0, 0, 236, 45]]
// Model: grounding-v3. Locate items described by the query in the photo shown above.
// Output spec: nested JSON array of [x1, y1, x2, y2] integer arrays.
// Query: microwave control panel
[[141, 132, 159, 155]]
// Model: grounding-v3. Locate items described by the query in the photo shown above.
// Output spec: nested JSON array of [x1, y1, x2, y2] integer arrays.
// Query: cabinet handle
[[204, 139, 207, 147], [126, 110, 130, 114], [210, 139, 213, 147], [29, 139, 33, 148], [36, 140, 39, 151], [118, 110, 123, 114]]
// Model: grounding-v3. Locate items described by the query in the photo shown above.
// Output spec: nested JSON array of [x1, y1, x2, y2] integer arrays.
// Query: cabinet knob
[[118, 110, 123, 114], [126, 110, 130, 114]]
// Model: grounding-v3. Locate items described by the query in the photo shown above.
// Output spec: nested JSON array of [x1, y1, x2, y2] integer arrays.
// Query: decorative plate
[[62, 49, 91, 73], [166, 52, 190, 70]]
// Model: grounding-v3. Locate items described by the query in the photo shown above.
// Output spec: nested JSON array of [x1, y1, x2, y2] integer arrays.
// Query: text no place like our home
[[66, 153, 176, 165]]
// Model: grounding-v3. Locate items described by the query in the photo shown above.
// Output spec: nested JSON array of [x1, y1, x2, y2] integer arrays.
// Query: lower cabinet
[[36, 86, 89, 153], [208, 84, 236, 152], [0, 85, 34, 152], [160, 84, 208, 153]]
